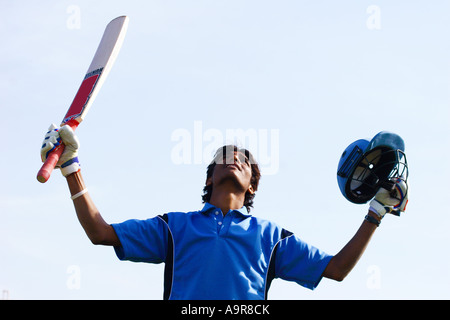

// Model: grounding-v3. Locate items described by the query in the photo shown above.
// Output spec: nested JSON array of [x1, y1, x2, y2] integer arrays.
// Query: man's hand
[[369, 178, 409, 218], [40, 124, 80, 177]]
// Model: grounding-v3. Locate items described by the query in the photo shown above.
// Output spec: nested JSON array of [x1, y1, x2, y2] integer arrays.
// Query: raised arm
[[322, 211, 379, 281], [323, 179, 409, 281], [40, 124, 120, 246], [66, 171, 120, 246]]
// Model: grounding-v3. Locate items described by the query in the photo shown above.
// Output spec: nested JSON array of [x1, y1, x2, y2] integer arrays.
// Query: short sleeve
[[111, 217, 169, 263], [274, 234, 333, 290]]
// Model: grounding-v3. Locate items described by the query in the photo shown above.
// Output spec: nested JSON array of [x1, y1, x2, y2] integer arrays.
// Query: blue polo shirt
[[111, 203, 333, 300]]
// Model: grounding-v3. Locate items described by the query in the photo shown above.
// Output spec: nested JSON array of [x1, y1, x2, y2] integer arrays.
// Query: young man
[[40, 125, 408, 299]]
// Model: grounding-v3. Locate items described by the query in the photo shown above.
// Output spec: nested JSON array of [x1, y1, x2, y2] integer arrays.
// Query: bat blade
[[62, 68, 103, 126], [37, 16, 128, 183]]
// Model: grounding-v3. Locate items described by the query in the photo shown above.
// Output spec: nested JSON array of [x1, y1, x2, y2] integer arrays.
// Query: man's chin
[[216, 176, 247, 192]]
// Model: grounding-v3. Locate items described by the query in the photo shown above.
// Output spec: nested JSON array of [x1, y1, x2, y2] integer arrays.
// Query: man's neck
[[209, 189, 245, 216]]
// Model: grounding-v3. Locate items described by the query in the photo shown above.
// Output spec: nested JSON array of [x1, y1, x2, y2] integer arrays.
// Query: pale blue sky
[[1, 1, 449, 299]]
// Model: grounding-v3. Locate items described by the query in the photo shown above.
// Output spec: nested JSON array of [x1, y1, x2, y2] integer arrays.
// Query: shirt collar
[[200, 202, 251, 217]]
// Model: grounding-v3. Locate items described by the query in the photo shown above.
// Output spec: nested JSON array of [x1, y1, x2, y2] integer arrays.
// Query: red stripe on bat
[[62, 70, 101, 124]]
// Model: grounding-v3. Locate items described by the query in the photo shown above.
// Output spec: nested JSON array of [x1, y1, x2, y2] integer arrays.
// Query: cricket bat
[[37, 16, 129, 183]]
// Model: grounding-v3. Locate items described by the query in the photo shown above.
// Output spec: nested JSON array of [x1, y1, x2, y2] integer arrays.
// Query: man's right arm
[[66, 171, 121, 246]]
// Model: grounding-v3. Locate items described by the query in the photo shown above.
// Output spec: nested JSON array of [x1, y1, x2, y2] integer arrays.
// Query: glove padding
[[40, 124, 80, 177], [369, 178, 408, 218]]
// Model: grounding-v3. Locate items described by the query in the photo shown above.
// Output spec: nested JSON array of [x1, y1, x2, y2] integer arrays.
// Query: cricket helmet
[[337, 131, 408, 204]]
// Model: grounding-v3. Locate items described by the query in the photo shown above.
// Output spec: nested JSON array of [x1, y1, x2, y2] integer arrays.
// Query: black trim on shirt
[[265, 228, 294, 299], [158, 214, 174, 300]]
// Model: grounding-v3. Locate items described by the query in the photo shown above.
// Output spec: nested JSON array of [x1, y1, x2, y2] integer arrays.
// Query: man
[[40, 125, 408, 299]]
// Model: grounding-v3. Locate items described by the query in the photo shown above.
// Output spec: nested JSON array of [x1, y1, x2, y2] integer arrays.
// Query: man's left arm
[[322, 211, 379, 281], [322, 179, 409, 281]]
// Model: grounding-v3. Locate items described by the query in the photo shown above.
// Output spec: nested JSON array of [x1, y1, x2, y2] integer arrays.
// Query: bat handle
[[37, 122, 78, 183], [36, 144, 65, 183]]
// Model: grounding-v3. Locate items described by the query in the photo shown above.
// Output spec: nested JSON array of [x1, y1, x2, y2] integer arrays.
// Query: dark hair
[[201, 145, 261, 212]]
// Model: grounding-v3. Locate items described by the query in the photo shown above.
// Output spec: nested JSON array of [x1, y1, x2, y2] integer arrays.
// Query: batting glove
[[369, 178, 409, 218], [40, 124, 80, 177]]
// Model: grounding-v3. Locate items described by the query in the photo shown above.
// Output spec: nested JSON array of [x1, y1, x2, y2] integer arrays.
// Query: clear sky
[[1, 1, 449, 299]]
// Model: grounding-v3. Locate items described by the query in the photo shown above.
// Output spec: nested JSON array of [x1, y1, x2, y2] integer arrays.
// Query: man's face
[[207, 150, 255, 194]]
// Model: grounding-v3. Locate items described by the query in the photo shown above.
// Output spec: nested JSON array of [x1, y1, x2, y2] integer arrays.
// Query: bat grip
[[37, 122, 78, 183], [37, 144, 65, 183]]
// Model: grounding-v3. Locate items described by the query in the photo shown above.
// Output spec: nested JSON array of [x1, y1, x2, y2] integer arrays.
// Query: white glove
[[369, 178, 409, 218], [40, 124, 80, 177]]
